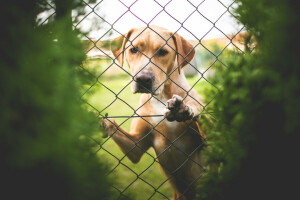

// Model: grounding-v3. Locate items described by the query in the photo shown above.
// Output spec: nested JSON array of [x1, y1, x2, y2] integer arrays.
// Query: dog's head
[[111, 26, 195, 95]]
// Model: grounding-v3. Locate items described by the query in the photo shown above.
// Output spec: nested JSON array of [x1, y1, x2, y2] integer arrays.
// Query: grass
[[81, 58, 216, 199]]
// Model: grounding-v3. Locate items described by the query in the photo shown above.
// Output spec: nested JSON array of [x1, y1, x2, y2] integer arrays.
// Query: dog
[[102, 26, 206, 200]]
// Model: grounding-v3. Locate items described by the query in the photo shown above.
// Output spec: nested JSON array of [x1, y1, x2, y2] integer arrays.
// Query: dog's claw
[[165, 95, 194, 122]]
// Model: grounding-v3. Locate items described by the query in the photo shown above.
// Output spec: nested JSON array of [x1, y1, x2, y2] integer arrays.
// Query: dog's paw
[[164, 95, 195, 122], [99, 118, 117, 138]]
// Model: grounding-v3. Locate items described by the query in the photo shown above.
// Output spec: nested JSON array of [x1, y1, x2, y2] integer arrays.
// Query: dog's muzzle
[[133, 71, 154, 93]]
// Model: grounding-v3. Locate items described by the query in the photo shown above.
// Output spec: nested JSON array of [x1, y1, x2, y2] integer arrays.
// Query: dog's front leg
[[101, 117, 152, 163]]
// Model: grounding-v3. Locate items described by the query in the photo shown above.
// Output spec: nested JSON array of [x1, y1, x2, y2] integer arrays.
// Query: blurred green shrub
[[197, 0, 299, 199], [0, 1, 116, 199], [197, 41, 234, 67]]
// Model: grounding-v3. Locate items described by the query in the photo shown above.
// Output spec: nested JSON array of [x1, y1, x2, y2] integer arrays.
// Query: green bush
[[0, 1, 115, 199], [197, 0, 299, 199]]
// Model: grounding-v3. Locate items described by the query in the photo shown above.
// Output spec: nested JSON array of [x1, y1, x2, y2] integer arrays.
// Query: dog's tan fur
[[102, 26, 205, 200]]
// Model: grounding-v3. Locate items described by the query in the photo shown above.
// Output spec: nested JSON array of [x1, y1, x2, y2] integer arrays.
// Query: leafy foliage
[[197, 0, 299, 199], [0, 1, 115, 199]]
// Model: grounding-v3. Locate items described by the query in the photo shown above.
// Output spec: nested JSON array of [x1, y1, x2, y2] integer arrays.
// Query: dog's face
[[112, 26, 195, 95]]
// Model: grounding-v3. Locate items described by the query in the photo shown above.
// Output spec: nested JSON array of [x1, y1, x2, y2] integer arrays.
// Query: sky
[[75, 0, 244, 41]]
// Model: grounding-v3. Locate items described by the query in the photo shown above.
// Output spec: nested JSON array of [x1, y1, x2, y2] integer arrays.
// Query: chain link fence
[[40, 0, 245, 199]]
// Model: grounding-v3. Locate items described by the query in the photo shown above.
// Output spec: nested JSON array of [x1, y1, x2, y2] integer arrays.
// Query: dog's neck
[[156, 69, 188, 101]]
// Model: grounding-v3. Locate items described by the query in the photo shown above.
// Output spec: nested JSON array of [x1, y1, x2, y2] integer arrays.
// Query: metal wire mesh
[[41, 0, 246, 199]]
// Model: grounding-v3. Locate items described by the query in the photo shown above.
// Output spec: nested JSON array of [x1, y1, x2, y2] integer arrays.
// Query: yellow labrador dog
[[102, 26, 205, 200]]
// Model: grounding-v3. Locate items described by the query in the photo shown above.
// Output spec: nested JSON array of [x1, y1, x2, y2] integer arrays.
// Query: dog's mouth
[[132, 83, 162, 95], [135, 83, 152, 93]]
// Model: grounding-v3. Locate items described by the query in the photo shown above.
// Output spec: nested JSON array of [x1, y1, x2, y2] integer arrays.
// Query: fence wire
[[41, 0, 246, 199]]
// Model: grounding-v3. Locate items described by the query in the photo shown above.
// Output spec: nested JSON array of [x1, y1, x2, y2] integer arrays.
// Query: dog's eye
[[158, 49, 168, 56], [130, 47, 138, 54]]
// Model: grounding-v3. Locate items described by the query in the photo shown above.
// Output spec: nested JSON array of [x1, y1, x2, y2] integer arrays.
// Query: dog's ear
[[111, 29, 135, 67], [172, 33, 195, 74]]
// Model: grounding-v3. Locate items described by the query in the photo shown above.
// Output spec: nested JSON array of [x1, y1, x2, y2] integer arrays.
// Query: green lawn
[[81, 59, 215, 199]]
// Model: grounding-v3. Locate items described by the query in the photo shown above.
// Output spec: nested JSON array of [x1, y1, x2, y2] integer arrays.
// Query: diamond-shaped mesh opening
[[94, 0, 129, 24], [215, 9, 243, 36], [183, 12, 214, 39], [218, 43, 243, 63], [113, 10, 147, 31], [109, 163, 138, 191], [139, 161, 172, 194], [150, 11, 182, 31], [99, 71, 132, 93], [165, 0, 196, 23], [122, 178, 156, 199], [101, 138, 126, 161], [198, 0, 227, 23], [202, 28, 231, 53], [130, 0, 162, 24], [36, 0, 254, 199], [82, 81, 116, 111], [124, 151, 156, 175], [74, 7, 96, 32]]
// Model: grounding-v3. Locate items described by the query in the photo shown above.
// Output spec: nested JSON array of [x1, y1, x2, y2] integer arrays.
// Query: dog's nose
[[135, 71, 154, 85]]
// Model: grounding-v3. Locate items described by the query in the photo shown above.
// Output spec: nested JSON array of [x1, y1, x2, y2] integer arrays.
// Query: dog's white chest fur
[[150, 96, 179, 131]]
